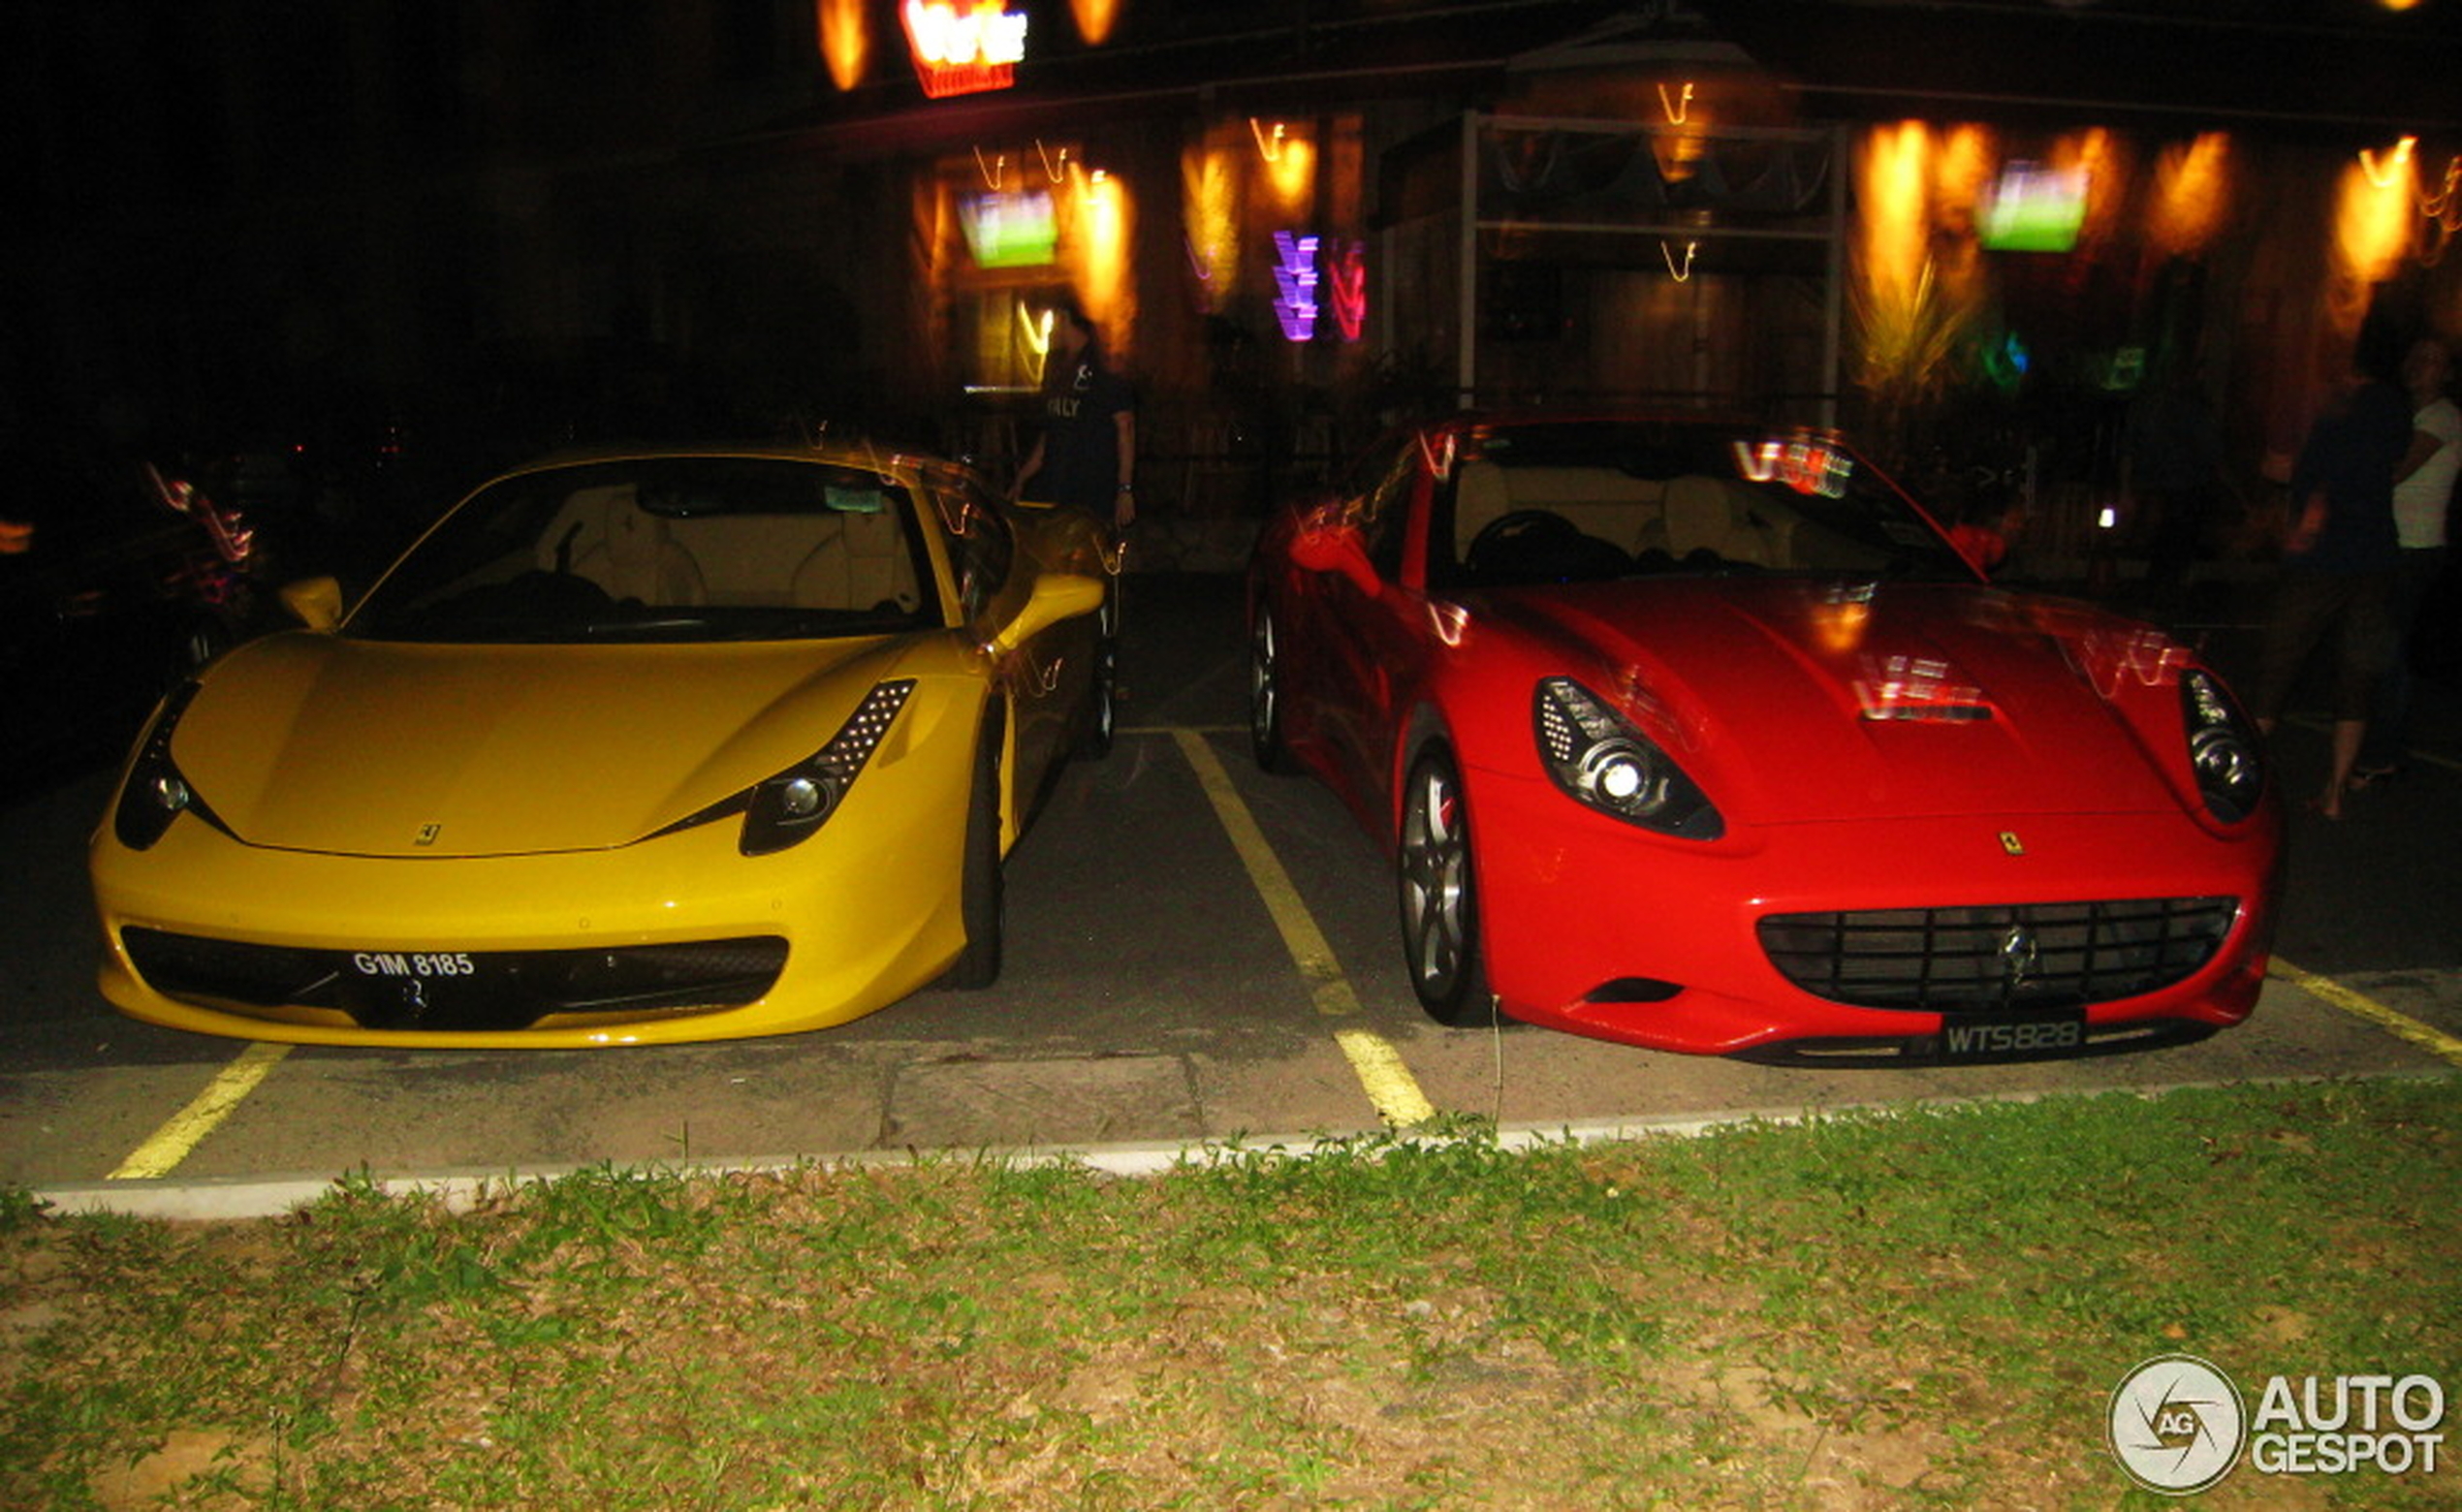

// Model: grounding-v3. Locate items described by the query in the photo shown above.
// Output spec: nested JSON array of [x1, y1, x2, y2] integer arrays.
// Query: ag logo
[[2109, 1354, 2246, 1495]]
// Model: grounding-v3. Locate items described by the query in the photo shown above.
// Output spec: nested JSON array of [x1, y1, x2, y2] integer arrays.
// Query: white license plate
[[1937, 1011, 2087, 1061]]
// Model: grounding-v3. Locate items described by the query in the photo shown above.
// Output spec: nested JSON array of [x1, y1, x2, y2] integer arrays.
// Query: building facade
[[6, 1, 2458, 569]]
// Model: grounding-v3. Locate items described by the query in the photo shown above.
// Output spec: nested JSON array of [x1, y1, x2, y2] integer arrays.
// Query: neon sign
[[1328, 240, 1367, 343], [1272, 231, 1320, 342], [903, 1, 1027, 99], [1732, 434, 1852, 498], [1270, 233, 1367, 344]]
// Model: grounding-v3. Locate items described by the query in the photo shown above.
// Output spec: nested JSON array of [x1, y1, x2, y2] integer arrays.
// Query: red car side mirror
[[1290, 518, 1381, 597]]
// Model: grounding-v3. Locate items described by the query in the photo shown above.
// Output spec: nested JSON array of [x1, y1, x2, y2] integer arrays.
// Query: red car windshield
[[1431, 421, 1972, 588]]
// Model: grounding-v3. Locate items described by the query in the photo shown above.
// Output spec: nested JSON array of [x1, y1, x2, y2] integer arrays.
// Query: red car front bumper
[[1465, 765, 2281, 1061]]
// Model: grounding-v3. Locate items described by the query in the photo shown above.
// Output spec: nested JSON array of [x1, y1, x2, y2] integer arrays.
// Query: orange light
[[2359, 134, 2415, 190], [2147, 133, 2232, 258], [1069, 0, 1121, 46], [1812, 595, 1871, 656], [1068, 167, 1135, 355], [1182, 141, 1240, 309], [1858, 122, 1931, 315], [1852, 122, 1996, 418], [0, 519, 31, 555], [1937, 125, 1995, 240], [817, 0, 868, 91], [1252, 119, 1314, 214], [1651, 81, 1709, 182], [1017, 300, 1054, 388], [2337, 147, 2415, 284], [2048, 127, 2125, 254]]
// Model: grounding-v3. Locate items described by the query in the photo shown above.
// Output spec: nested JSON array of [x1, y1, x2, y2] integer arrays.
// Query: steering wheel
[[1467, 508, 1577, 569]]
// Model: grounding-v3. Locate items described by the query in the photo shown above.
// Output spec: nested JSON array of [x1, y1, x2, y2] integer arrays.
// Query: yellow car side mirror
[[991, 573, 1106, 653], [279, 577, 344, 631]]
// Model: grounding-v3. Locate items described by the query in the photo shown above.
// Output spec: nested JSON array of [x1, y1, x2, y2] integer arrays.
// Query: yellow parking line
[[1172, 730, 1361, 1018], [1172, 729, 1438, 1126], [1333, 1028, 1439, 1125], [2272, 957, 2462, 1068], [108, 1042, 292, 1181]]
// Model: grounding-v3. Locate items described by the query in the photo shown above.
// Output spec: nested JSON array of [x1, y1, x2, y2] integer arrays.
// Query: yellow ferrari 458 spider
[[90, 442, 1116, 1047]]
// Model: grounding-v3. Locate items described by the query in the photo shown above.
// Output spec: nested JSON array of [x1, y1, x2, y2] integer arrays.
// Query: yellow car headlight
[[113, 682, 224, 851], [722, 678, 917, 857]]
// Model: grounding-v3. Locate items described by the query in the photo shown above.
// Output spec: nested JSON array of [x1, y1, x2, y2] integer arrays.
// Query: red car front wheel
[[1399, 743, 1492, 1024]]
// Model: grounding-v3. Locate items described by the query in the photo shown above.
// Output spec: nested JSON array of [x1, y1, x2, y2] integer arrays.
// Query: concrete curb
[[32, 1069, 2453, 1223]]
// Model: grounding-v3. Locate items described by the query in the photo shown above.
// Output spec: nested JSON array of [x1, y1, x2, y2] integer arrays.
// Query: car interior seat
[[1456, 461, 1668, 562], [1663, 474, 1794, 568], [544, 484, 707, 605], [1452, 460, 1512, 562], [789, 507, 920, 613]]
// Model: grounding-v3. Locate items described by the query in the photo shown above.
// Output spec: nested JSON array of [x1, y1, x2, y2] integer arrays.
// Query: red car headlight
[[2181, 670, 2265, 824], [1533, 677, 1722, 840]]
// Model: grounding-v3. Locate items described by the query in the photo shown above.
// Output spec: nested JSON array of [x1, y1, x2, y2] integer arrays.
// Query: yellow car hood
[[170, 631, 939, 857]]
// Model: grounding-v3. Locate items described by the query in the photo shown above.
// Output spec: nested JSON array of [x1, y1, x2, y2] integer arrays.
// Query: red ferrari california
[[1246, 414, 2281, 1063]]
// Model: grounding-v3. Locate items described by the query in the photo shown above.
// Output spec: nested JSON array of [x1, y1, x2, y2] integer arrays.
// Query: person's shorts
[[2257, 570, 2397, 721]]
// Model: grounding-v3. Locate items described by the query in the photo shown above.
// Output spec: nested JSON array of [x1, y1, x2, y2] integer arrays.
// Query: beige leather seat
[[1456, 462, 1667, 560], [543, 484, 706, 605], [789, 508, 919, 613], [1663, 474, 1793, 568], [663, 514, 827, 606], [1453, 460, 1514, 558]]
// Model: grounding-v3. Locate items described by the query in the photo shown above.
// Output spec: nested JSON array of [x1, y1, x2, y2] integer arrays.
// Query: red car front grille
[[1755, 898, 2238, 1012]]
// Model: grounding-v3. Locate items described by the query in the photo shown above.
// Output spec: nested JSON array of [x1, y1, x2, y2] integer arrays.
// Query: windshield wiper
[[578, 614, 713, 637]]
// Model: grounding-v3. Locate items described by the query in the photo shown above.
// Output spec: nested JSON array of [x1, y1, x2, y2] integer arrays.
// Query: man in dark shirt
[[2255, 345, 2412, 818], [1010, 293, 1137, 534]]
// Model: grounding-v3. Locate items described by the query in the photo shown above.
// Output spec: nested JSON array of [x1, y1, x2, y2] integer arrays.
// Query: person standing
[[2253, 341, 2413, 819], [1010, 292, 1138, 535], [2352, 334, 2457, 787]]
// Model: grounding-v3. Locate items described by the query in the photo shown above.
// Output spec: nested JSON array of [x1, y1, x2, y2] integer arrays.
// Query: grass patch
[[2, 1076, 2455, 1509]]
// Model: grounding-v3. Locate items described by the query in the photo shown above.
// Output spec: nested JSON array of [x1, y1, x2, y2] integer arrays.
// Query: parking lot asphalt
[[6, 566, 2458, 1219]]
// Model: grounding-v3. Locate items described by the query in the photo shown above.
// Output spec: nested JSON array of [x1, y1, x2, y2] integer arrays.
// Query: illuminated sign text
[[903, 0, 1026, 99], [1273, 231, 1320, 342]]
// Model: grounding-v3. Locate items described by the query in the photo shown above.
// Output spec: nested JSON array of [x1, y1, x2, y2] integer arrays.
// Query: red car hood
[[1481, 578, 2194, 825]]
